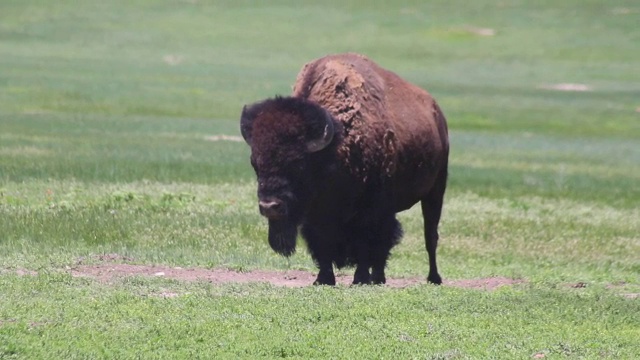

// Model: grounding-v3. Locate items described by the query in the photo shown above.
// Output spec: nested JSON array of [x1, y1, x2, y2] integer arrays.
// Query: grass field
[[1, 0, 639, 358]]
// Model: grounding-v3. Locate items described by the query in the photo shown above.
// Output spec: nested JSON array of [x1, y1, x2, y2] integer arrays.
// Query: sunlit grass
[[2, 179, 637, 285], [1, 0, 639, 358], [1, 273, 638, 359]]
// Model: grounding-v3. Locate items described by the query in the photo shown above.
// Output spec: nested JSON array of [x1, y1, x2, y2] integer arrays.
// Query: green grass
[[1, 275, 638, 359], [1, 0, 639, 358]]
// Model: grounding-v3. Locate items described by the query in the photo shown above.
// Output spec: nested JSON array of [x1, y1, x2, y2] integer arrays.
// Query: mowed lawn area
[[1, 0, 639, 358]]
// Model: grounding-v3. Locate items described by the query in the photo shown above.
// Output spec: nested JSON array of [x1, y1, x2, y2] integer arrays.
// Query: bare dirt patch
[[162, 54, 184, 66], [539, 83, 592, 92], [446, 277, 525, 290], [3, 268, 38, 276], [611, 7, 636, 15], [69, 263, 523, 289], [464, 26, 496, 36], [204, 135, 243, 142]]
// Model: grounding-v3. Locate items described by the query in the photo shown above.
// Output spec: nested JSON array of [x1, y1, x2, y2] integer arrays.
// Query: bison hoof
[[352, 270, 371, 285], [427, 273, 442, 285], [313, 275, 336, 286], [313, 280, 336, 286], [371, 276, 386, 285], [351, 279, 371, 286]]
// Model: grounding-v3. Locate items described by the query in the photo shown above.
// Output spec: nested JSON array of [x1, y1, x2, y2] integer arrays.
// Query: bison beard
[[267, 219, 298, 256]]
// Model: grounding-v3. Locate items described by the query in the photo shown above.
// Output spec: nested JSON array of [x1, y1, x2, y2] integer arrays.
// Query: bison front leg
[[370, 245, 389, 285], [352, 242, 372, 285], [370, 216, 402, 285], [301, 222, 339, 286], [314, 261, 336, 286], [350, 215, 401, 285]]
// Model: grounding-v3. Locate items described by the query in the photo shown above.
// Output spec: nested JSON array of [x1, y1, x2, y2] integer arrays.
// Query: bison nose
[[259, 199, 286, 219]]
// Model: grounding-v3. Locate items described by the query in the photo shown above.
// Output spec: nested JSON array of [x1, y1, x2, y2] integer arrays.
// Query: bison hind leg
[[421, 166, 448, 285]]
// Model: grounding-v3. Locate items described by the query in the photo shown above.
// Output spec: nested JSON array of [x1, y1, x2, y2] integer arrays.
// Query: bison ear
[[240, 104, 255, 145], [306, 109, 335, 153]]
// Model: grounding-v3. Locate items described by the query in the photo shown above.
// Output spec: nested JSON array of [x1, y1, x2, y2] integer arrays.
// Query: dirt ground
[[63, 255, 524, 289], [10, 255, 638, 297]]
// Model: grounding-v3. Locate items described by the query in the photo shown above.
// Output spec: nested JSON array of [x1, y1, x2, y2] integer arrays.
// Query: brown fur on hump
[[292, 53, 395, 182], [293, 54, 438, 181]]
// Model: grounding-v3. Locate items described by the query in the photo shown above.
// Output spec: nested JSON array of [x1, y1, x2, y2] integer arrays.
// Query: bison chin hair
[[268, 219, 298, 257]]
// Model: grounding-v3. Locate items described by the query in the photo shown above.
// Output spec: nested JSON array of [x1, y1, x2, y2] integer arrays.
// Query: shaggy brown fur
[[293, 53, 448, 211]]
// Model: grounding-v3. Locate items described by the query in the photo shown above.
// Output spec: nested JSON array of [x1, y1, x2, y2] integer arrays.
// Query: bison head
[[240, 97, 336, 256]]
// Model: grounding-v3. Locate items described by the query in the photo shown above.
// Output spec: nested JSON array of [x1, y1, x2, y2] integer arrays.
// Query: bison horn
[[306, 110, 335, 152], [240, 105, 254, 145]]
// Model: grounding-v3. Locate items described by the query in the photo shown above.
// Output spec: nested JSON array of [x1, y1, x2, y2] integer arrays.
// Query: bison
[[240, 53, 449, 285]]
